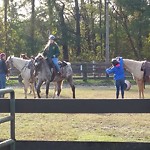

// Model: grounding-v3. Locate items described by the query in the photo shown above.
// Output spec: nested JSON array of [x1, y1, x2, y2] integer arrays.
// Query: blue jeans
[[52, 57, 60, 72], [115, 79, 125, 99], [0, 73, 6, 98], [0, 73, 6, 89]]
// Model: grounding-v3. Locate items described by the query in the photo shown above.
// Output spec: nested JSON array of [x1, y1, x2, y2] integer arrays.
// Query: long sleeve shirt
[[106, 57, 125, 80], [47, 42, 60, 58], [0, 59, 8, 74]]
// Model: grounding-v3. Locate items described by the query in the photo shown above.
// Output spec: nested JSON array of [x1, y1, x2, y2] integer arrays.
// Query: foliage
[[0, 0, 150, 61]]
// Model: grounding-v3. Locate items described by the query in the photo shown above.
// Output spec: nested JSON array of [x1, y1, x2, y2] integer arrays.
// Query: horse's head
[[34, 53, 44, 71], [6, 55, 14, 69]]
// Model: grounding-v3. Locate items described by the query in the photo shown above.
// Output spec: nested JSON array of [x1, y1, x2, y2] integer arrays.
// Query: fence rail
[[8, 62, 132, 82]]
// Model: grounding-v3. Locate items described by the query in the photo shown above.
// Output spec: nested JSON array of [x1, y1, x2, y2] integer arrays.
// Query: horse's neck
[[124, 59, 140, 71], [124, 59, 143, 79], [42, 60, 51, 73], [12, 57, 28, 71]]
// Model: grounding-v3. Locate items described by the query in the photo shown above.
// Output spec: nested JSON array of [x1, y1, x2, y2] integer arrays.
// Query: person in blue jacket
[[106, 57, 125, 99]]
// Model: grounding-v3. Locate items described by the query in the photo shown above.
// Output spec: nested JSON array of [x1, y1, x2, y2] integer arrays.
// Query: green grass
[[1, 113, 150, 142], [1, 84, 150, 142]]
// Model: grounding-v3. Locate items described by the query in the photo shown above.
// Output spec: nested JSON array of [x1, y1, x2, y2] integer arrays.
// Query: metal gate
[[0, 88, 15, 150]]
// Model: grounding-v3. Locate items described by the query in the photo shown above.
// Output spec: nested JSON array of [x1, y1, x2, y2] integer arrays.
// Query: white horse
[[6, 56, 36, 98], [123, 59, 145, 99]]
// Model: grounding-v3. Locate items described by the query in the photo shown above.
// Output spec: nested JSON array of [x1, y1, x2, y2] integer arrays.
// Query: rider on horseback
[[43, 34, 61, 75]]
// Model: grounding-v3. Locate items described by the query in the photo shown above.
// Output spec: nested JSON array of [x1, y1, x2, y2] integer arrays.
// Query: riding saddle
[[141, 61, 150, 82], [47, 60, 68, 81]]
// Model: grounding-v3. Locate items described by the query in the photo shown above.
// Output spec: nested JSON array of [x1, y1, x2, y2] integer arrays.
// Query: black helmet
[[111, 59, 119, 66]]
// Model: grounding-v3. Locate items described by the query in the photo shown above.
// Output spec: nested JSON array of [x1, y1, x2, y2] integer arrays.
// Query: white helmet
[[49, 35, 55, 40]]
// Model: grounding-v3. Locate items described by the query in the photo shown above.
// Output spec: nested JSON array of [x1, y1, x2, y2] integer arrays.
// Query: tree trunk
[[47, 0, 55, 29], [81, 0, 91, 52], [75, 0, 81, 57], [99, 0, 103, 59], [90, 0, 96, 55], [4, 0, 9, 55], [55, 2, 69, 61], [31, 0, 35, 55]]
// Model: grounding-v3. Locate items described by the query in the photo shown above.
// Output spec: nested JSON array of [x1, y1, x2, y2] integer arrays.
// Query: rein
[[21, 62, 29, 72]]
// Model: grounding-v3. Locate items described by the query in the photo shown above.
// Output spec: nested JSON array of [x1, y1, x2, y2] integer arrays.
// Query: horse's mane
[[36, 53, 44, 57], [124, 59, 144, 63], [35, 53, 51, 73], [9, 55, 29, 61]]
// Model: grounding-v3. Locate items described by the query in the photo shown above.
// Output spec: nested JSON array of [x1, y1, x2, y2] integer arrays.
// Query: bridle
[[6, 56, 14, 70], [6, 56, 29, 72]]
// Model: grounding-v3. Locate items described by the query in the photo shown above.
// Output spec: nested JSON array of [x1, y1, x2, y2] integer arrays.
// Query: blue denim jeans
[[0, 73, 6, 89], [0, 73, 6, 98], [115, 79, 125, 99], [52, 57, 60, 72]]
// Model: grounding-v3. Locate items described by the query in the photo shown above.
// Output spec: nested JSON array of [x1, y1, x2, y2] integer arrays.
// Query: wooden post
[[82, 63, 87, 82]]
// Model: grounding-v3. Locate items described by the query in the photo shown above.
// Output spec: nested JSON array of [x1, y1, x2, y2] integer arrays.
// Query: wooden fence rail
[[8, 62, 132, 82]]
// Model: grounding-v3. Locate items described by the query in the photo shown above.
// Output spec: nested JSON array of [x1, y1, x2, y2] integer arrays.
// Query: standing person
[[106, 57, 125, 99], [20, 53, 29, 59], [43, 34, 61, 75], [0, 53, 8, 97]]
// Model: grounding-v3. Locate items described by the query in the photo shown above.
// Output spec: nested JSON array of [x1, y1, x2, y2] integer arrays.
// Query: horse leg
[[136, 80, 144, 99], [56, 81, 63, 98], [53, 82, 57, 98], [45, 81, 50, 98], [31, 82, 36, 98], [67, 77, 75, 99], [136, 80, 141, 99], [36, 80, 43, 98], [24, 82, 29, 99], [141, 80, 145, 99], [29, 84, 32, 94]]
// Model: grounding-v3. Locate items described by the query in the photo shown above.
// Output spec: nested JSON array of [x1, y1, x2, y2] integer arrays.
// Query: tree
[[55, 1, 69, 61], [74, 0, 81, 57], [4, 0, 9, 55], [30, 0, 35, 55]]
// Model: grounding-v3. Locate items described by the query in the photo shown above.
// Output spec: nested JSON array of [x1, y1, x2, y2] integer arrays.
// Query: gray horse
[[34, 53, 75, 99]]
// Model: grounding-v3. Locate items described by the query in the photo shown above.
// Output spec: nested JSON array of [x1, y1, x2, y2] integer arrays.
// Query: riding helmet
[[111, 58, 119, 66], [49, 35, 55, 40]]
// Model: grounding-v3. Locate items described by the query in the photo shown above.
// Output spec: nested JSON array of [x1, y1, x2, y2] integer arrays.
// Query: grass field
[[1, 84, 150, 142], [5, 82, 150, 99]]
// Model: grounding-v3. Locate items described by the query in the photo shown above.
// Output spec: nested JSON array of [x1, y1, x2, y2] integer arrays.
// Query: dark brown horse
[[34, 53, 75, 99]]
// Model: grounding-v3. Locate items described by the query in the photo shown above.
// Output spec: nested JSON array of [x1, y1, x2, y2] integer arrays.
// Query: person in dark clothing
[[0, 53, 8, 97], [43, 34, 61, 75], [106, 57, 125, 99]]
